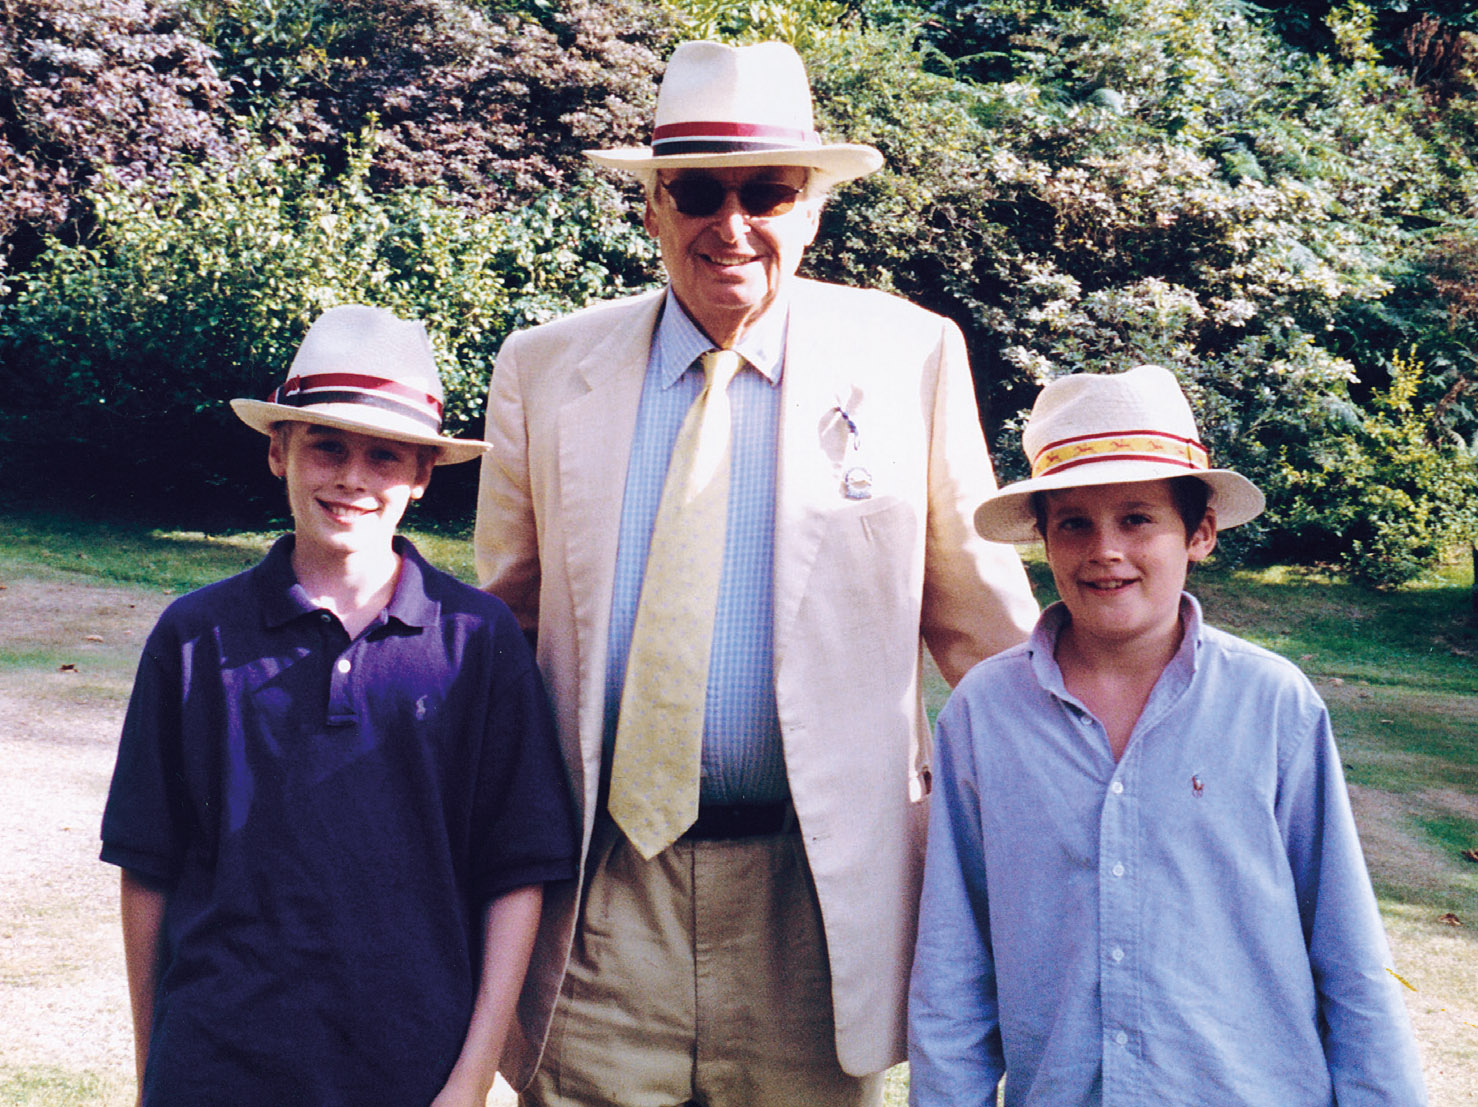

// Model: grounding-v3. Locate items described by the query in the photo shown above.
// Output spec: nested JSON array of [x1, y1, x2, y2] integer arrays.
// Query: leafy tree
[[677, 0, 860, 50], [181, 0, 678, 209], [1249, 0, 1476, 63], [0, 0, 238, 275]]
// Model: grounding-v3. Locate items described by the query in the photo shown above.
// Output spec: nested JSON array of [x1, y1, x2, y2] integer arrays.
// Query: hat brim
[[974, 460, 1266, 544], [584, 143, 884, 186], [230, 399, 490, 466]]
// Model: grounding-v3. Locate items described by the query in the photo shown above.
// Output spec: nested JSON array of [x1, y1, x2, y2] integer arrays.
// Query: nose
[[336, 449, 371, 490], [1086, 526, 1123, 562], [714, 190, 749, 239]]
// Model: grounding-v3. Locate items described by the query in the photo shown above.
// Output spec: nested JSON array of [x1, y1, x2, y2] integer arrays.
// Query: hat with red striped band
[[974, 365, 1264, 543], [230, 304, 490, 466], [584, 41, 882, 187]]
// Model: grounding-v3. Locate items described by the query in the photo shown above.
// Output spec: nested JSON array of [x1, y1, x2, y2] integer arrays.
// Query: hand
[[428, 1074, 491, 1107]]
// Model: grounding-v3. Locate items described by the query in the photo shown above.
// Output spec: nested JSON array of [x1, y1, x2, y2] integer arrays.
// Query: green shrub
[[1270, 352, 1478, 587], [0, 134, 657, 519]]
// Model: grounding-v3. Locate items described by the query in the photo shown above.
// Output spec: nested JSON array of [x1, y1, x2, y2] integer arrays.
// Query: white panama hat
[[230, 304, 490, 466], [974, 365, 1265, 544], [584, 40, 883, 188]]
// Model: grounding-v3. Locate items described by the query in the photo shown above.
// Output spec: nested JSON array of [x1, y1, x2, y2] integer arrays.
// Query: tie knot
[[701, 348, 744, 392]]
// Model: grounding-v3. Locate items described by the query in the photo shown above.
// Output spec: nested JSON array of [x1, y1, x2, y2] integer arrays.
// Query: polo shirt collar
[[654, 287, 786, 388], [254, 534, 439, 632]]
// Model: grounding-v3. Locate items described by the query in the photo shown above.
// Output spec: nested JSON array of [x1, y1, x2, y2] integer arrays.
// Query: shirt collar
[[654, 287, 786, 388], [1027, 591, 1205, 696], [254, 534, 439, 632]]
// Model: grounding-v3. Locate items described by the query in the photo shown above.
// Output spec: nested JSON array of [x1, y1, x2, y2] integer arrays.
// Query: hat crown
[[1022, 365, 1205, 478], [288, 304, 444, 407], [583, 39, 882, 184], [653, 41, 816, 138]]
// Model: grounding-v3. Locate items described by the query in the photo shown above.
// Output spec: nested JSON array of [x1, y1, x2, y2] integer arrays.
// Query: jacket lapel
[[774, 281, 855, 654], [557, 292, 664, 773]]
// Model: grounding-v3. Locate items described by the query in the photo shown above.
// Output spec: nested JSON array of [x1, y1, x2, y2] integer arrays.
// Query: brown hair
[[1031, 476, 1212, 541]]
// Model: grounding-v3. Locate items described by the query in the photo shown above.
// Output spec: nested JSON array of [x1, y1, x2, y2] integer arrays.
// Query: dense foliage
[[0, 0, 1474, 586], [0, 134, 655, 514], [177, 0, 674, 207], [0, 0, 238, 274]]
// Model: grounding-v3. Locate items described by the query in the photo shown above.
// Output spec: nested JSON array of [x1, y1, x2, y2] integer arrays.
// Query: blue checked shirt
[[908, 594, 1427, 1107], [603, 289, 787, 805]]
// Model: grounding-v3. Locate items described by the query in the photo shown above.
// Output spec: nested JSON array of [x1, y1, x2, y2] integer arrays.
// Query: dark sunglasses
[[659, 177, 803, 218]]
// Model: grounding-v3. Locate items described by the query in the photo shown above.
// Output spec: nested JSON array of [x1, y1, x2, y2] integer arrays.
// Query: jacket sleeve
[[921, 317, 1038, 686], [475, 331, 541, 635]]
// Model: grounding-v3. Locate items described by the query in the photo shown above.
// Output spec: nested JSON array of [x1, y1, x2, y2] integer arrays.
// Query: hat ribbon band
[[270, 372, 443, 432], [1032, 431, 1209, 478], [651, 120, 821, 155]]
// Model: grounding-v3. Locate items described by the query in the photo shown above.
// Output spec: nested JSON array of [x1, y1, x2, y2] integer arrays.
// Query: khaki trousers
[[521, 817, 885, 1107]]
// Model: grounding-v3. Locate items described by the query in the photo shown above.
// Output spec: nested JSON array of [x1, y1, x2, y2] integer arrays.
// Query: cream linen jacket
[[474, 278, 1039, 1087]]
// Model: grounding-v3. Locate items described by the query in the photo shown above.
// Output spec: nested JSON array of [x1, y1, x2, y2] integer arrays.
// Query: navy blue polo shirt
[[101, 535, 576, 1106]]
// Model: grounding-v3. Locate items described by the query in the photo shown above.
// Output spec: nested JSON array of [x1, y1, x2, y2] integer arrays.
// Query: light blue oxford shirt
[[908, 594, 1426, 1107], [603, 289, 787, 805]]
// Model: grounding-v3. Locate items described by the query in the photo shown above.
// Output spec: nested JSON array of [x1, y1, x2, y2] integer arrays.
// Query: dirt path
[[0, 573, 515, 1105], [0, 576, 162, 1102]]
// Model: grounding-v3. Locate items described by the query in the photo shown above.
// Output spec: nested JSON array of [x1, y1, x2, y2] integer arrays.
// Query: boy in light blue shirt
[[907, 365, 1426, 1106]]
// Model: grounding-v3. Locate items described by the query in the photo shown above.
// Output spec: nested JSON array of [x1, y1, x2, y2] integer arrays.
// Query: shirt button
[[1111, 946, 1125, 962], [320, 613, 332, 623], [1110, 781, 1125, 795], [336, 658, 351, 674], [1112, 863, 1125, 877], [1115, 1030, 1129, 1047]]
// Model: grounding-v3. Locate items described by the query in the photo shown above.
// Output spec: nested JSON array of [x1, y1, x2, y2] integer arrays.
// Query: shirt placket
[[1098, 748, 1141, 1102], [322, 615, 358, 728]]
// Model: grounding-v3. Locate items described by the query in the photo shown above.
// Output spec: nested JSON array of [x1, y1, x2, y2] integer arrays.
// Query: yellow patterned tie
[[608, 349, 743, 859]]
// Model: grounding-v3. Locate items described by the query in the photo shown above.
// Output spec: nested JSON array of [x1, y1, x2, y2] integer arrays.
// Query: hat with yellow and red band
[[230, 304, 490, 466], [974, 364, 1265, 544], [584, 40, 883, 189]]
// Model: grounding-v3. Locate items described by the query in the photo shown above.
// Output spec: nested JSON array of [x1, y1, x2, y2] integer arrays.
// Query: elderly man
[[475, 40, 1038, 1107]]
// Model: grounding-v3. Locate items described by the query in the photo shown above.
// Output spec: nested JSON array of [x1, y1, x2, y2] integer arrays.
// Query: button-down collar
[[654, 286, 786, 388]]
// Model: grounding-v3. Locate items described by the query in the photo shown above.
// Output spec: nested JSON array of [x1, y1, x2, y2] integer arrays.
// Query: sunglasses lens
[[738, 182, 800, 217], [662, 178, 801, 218], [664, 178, 726, 216]]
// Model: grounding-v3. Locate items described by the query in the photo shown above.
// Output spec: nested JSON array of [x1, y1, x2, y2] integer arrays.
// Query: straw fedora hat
[[231, 304, 491, 466], [974, 365, 1265, 543], [585, 40, 883, 187]]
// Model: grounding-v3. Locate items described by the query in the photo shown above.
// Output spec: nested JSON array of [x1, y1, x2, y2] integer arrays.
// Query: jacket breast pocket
[[810, 497, 920, 655]]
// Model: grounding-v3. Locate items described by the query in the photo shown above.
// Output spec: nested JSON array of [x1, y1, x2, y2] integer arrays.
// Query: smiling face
[[644, 164, 820, 348], [1041, 479, 1217, 658], [268, 423, 434, 567]]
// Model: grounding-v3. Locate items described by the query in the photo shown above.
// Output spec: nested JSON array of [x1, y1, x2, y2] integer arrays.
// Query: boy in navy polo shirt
[[101, 304, 577, 1106], [907, 366, 1426, 1106]]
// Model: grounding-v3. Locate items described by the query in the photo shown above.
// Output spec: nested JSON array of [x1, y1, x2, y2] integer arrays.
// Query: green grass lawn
[[2, 509, 1474, 1104]]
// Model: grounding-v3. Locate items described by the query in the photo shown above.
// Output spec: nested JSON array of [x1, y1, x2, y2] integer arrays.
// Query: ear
[[800, 198, 822, 247], [267, 426, 290, 479], [642, 197, 659, 238], [409, 451, 435, 500], [1187, 505, 1218, 563]]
